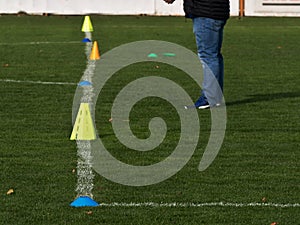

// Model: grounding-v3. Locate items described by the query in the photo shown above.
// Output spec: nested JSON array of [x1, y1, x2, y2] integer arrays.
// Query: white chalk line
[[0, 41, 81, 46], [100, 202, 300, 208], [0, 78, 77, 86], [75, 31, 95, 197]]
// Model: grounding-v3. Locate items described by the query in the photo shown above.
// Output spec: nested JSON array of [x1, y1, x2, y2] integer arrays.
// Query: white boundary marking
[[0, 41, 81, 46], [100, 202, 300, 208], [0, 78, 76, 86], [74, 30, 96, 197]]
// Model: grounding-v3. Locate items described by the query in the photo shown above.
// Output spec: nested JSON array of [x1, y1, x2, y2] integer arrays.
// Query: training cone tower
[[90, 41, 100, 60], [81, 16, 93, 32], [70, 103, 96, 140], [70, 16, 100, 208]]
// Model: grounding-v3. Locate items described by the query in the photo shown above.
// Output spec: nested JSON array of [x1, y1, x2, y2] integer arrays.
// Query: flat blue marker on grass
[[82, 38, 92, 43], [78, 80, 92, 86], [70, 196, 99, 207]]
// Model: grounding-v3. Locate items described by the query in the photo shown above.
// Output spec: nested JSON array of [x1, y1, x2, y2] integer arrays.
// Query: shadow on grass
[[226, 91, 300, 106]]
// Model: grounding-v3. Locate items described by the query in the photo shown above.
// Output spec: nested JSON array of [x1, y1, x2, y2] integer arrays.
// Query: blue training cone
[[78, 80, 92, 86], [82, 38, 92, 43], [70, 196, 99, 207]]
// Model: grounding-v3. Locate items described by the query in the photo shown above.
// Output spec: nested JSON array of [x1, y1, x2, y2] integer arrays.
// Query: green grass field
[[0, 15, 299, 224]]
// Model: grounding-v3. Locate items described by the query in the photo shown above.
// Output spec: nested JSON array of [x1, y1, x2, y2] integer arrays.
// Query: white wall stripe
[[100, 202, 300, 208]]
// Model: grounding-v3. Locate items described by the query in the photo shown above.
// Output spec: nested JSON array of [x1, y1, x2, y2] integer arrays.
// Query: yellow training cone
[[70, 103, 96, 140], [90, 41, 100, 60], [81, 16, 93, 32]]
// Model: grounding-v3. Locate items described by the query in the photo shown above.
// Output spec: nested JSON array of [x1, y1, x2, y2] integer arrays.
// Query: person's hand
[[164, 0, 175, 4]]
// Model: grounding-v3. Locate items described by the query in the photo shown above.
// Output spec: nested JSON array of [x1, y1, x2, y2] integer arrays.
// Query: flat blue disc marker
[[82, 38, 92, 43], [70, 196, 99, 207], [78, 80, 92, 86]]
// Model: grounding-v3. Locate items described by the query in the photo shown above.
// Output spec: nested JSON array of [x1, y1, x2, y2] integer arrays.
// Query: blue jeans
[[193, 17, 227, 105]]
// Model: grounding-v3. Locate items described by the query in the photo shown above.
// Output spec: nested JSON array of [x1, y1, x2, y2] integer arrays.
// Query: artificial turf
[[0, 15, 299, 224]]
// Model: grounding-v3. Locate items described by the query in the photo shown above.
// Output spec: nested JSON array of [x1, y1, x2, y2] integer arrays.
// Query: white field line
[[0, 78, 76, 86], [100, 202, 300, 208], [0, 41, 81, 46], [74, 31, 95, 197]]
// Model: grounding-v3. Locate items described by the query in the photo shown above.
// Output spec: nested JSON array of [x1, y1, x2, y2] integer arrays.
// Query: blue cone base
[[78, 80, 92, 86], [82, 38, 92, 43], [70, 196, 99, 207]]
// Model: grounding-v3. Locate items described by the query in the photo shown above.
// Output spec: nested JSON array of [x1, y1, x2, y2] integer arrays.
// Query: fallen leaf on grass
[[7, 189, 14, 195]]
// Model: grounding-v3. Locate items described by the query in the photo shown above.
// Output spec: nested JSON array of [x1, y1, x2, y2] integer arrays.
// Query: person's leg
[[217, 21, 225, 92], [193, 17, 226, 107]]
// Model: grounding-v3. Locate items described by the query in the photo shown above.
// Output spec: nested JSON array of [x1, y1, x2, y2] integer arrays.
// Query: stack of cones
[[69, 16, 101, 208], [81, 16, 100, 60], [70, 16, 100, 141]]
